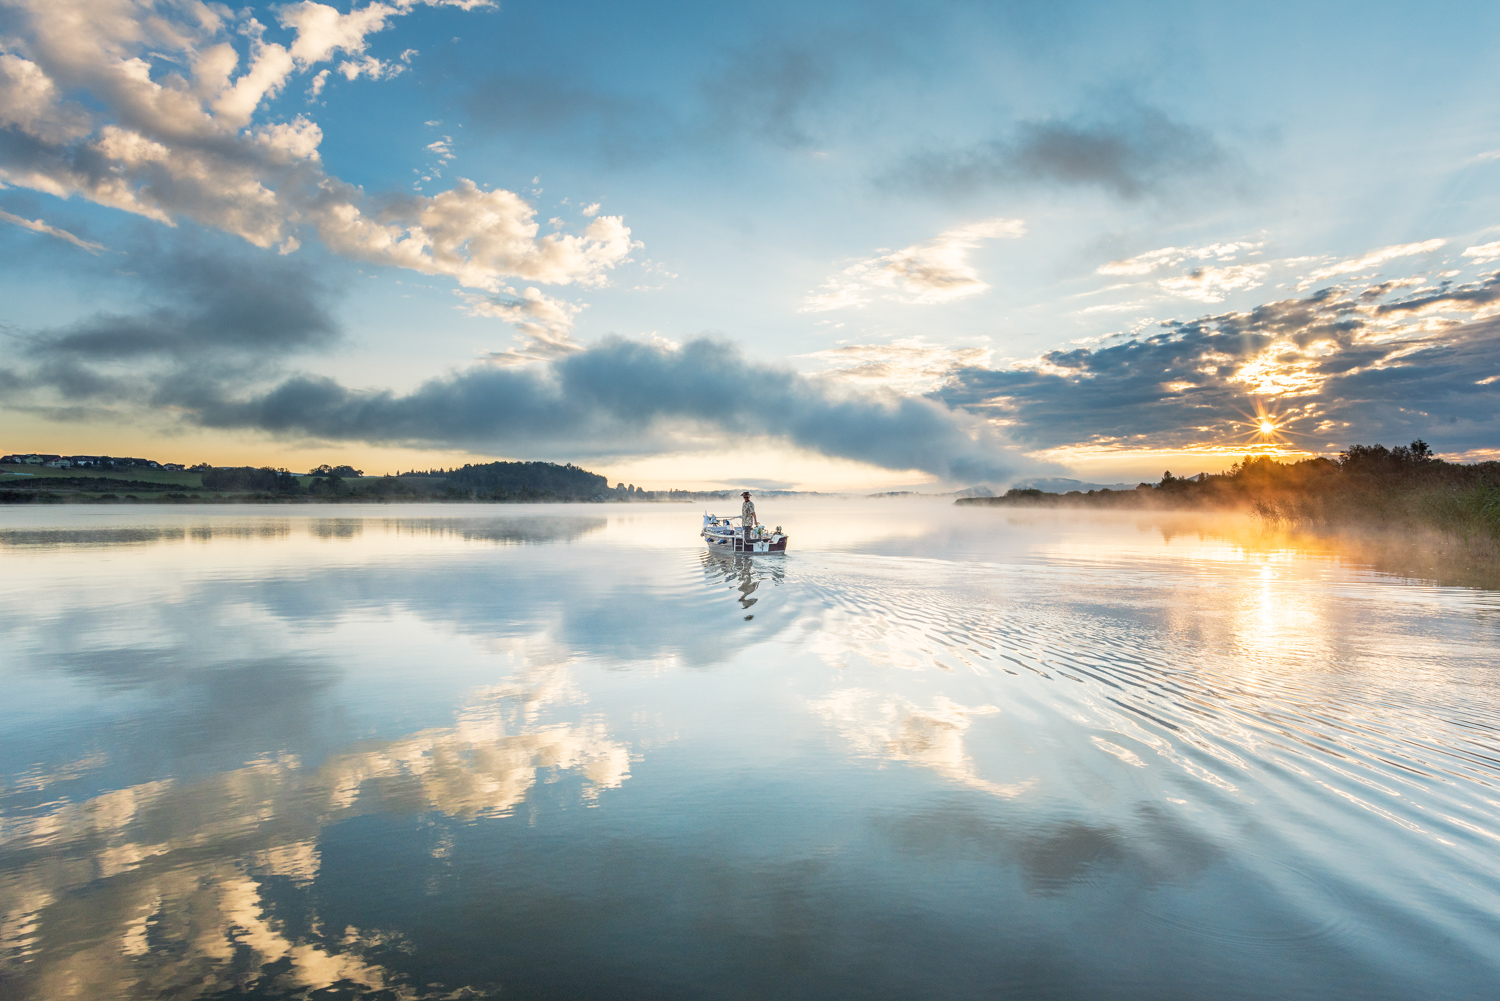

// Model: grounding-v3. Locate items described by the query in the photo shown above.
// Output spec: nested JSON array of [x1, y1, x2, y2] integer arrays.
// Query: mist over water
[[1, 500, 1498, 1000]]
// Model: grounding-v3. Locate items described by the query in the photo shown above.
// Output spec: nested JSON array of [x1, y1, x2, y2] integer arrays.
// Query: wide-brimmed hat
[[741, 491, 751, 498]]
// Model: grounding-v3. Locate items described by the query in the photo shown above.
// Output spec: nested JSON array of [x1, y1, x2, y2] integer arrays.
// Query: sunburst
[[1220, 399, 1321, 455]]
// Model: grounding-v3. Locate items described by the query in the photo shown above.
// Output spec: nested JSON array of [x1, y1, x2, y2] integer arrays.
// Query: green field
[[1, 466, 205, 487], [1, 465, 466, 503]]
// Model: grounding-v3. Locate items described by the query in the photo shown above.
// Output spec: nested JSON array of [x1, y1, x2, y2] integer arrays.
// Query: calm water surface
[[1, 500, 1498, 1000]]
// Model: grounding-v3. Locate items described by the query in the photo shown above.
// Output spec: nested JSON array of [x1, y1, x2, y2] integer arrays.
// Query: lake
[[1, 500, 1497, 1000]]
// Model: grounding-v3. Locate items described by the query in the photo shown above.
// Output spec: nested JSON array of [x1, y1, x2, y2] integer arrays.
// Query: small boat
[[701, 514, 788, 554]]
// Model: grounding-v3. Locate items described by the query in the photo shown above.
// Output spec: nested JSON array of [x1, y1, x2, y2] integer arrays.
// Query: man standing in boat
[[741, 491, 757, 542]]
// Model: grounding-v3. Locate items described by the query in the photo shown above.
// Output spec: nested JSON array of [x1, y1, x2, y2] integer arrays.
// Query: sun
[[1218, 399, 1310, 454]]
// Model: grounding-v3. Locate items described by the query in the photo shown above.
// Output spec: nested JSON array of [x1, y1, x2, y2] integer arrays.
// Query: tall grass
[[964, 441, 1500, 583]]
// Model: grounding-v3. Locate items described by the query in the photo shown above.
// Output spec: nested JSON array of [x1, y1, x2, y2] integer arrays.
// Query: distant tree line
[[961, 440, 1500, 538], [200, 467, 303, 493], [3, 455, 743, 505], [440, 461, 609, 500]]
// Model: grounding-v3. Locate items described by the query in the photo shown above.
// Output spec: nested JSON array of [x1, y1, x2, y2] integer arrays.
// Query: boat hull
[[702, 532, 788, 554]]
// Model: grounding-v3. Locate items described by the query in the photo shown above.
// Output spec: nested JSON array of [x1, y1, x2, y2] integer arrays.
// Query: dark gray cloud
[[699, 40, 838, 149], [182, 337, 1039, 483], [25, 239, 340, 363], [461, 72, 680, 162], [462, 29, 882, 159], [6, 233, 1037, 482], [887, 104, 1229, 199], [937, 275, 1500, 454], [6, 234, 342, 422]]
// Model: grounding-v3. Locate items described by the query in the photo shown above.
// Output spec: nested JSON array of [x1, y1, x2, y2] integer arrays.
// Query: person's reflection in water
[[738, 564, 759, 609], [702, 552, 785, 613]]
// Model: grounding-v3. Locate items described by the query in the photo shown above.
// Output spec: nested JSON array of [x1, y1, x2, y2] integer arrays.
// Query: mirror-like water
[[1, 500, 1497, 1000]]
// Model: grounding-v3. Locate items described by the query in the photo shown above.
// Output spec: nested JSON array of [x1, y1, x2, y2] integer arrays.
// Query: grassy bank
[[961, 441, 1500, 543], [0, 465, 437, 503]]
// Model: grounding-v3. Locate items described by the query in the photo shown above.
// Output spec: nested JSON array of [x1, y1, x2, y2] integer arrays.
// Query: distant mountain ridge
[[1011, 477, 1139, 493]]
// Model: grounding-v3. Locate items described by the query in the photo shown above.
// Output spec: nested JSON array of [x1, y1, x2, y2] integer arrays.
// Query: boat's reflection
[[700, 550, 786, 611]]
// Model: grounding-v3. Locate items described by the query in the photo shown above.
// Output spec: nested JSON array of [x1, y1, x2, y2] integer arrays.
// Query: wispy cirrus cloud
[[1094, 241, 1267, 304], [462, 287, 586, 363], [1098, 242, 1263, 276], [801, 338, 993, 394], [1295, 239, 1446, 289], [1091, 237, 1467, 308], [1461, 241, 1500, 264], [1156, 264, 1270, 303], [802, 218, 1024, 311], [0, 207, 103, 253]]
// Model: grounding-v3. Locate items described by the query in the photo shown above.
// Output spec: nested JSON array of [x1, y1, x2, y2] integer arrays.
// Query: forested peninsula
[[0, 458, 732, 504], [959, 440, 1500, 540]]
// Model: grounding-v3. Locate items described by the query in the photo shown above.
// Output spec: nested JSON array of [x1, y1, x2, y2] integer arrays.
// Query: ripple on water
[[793, 551, 1500, 858]]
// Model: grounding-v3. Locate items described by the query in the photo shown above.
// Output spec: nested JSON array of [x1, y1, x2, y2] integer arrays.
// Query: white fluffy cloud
[[0, 0, 631, 294], [802, 218, 1025, 311]]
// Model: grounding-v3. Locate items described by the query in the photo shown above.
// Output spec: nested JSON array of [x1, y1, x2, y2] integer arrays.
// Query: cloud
[[281, 1, 406, 68], [802, 338, 992, 394], [937, 273, 1500, 455], [1098, 241, 1263, 276], [462, 70, 668, 159], [315, 179, 635, 289], [1156, 263, 1268, 303], [1095, 240, 1267, 303], [162, 338, 1042, 483], [699, 38, 834, 149], [887, 104, 1228, 199], [802, 218, 1024, 311], [460, 28, 882, 160], [0, 207, 104, 252], [6, 244, 1038, 483], [11, 235, 342, 411], [462, 286, 585, 363], [1461, 241, 1500, 264], [0, 0, 631, 293], [1296, 239, 1446, 289]]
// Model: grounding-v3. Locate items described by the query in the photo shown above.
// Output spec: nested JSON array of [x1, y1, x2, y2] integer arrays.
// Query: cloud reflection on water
[[0, 660, 626, 999], [811, 690, 1032, 798], [1, 503, 1498, 999]]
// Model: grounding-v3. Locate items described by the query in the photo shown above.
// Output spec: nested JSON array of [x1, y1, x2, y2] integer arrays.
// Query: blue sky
[[3, 0, 1500, 488]]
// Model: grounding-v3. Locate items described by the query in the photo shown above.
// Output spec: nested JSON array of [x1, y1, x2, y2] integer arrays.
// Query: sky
[[3, 0, 1500, 490]]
